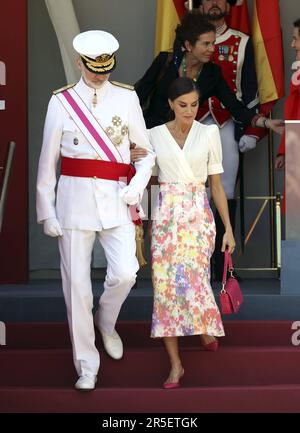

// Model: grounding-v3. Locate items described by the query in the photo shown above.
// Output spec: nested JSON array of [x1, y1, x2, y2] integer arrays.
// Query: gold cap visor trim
[[81, 54, 116, 74]]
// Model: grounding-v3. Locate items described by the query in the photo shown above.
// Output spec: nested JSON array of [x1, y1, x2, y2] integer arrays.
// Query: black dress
[[135, 52, 256, 139]]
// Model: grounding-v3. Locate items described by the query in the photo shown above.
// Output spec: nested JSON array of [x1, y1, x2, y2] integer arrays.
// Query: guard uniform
[[198, 24, 264, 198], [196, 24, 265, 280]]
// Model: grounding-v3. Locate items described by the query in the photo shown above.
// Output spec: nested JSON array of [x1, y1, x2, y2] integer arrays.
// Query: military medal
[[224, 45, 229, 61], [218, 45, 230, 62], [106, 117, 127, 147], [218, 45, 224, 61], [114, 136, 122, 146], [228, 46, 234, 62]]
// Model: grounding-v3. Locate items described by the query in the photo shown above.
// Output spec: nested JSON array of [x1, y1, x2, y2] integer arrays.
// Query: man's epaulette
[[110, 80, 134, 91], [53, 83, 76, 95]]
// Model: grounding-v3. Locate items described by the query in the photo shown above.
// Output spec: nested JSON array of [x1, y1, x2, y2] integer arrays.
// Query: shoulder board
[[53, 83, 76, 95], [110, 81, 134, 91]]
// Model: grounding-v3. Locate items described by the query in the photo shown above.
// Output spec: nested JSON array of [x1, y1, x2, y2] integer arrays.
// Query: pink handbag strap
[[222, 250, 234, 285]]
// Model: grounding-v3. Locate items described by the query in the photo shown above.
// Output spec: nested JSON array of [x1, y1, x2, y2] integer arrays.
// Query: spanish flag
[[226, 0, 250, 35], [252, 0, 284, 113], [155, 0, 186, 55]]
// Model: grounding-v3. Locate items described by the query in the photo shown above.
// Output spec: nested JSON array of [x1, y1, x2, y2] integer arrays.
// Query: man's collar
[[77, 76, 110, 95], [216, 22, 228, 38]]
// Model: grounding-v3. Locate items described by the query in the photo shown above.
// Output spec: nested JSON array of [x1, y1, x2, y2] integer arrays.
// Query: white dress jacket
[[36, 78, 155, 230]]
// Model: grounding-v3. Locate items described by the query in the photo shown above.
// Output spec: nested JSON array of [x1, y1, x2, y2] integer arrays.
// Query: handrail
[[235, 194, 282, 275], [0, 141, 16, 233]]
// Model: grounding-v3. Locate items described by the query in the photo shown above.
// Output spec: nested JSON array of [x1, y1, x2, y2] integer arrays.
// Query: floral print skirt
[[151, 182, 225, 338]]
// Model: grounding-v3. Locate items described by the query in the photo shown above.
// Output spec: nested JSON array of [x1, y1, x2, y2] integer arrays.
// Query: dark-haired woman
[[135, 11, 283, 132], [149, 77, 235, 388]]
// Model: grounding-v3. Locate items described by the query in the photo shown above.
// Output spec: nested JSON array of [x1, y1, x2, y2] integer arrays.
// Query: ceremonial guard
[[36, 30, 155, 390], [196, 0, 265, 279]]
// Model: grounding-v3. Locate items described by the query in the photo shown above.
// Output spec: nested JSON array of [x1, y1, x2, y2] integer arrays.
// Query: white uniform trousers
[[58, 223, 139, 377], [203, 116, 239, 199]]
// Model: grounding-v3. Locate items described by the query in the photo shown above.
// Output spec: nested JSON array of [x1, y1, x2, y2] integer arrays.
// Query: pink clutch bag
[[219, 250, 243, 315]]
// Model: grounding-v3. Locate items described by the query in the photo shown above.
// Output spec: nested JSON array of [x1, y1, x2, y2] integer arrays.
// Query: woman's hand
[[221, 228, 236, 255], [266, 119, 285, 135], [275, 154, 285, 170], [255, 117, 285, 135], [130, 142, 148, 162]]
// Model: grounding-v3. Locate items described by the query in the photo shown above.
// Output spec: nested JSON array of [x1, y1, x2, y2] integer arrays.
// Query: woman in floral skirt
[[149, 77, 235, 388]]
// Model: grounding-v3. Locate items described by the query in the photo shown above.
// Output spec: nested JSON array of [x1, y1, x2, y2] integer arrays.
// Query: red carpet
[[1, 321, 300, 412]]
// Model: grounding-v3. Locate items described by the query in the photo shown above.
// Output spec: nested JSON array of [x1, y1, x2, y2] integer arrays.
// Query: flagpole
[[268, 111, 276, 269]]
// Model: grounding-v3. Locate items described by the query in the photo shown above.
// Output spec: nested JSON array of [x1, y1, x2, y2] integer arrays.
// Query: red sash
[[61, 157, 135, 184], [60, 157, 141, 224]]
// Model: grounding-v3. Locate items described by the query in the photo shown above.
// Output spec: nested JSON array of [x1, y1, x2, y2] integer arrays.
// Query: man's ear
[[226, 2, 231, 15], [76, 56, 82, 71]]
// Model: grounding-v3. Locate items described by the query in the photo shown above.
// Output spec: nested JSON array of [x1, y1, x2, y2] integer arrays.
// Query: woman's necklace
[[168, 122, 190, 148], [182, 53, 203, 82]]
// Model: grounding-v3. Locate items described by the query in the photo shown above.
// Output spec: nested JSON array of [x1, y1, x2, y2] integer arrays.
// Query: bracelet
[[251, 113, 263, 128]]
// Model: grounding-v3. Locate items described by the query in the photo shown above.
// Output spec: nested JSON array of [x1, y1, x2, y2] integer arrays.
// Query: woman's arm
[[208, 174, 236, 254], [213, 65, 284, 135], [134, 52, 170, 107]]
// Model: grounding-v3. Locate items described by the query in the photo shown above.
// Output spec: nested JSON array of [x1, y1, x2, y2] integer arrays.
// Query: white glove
[[43, 218, 63, 237], [119, 185, 140, 206], [238, 135, 257, 153]]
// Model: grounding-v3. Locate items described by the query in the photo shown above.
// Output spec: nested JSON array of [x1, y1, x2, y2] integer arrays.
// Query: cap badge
[[96, 54, 111, 63]]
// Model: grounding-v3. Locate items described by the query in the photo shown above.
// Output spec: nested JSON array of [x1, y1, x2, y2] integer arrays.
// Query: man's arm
[[125, 91, 155, 201], [134, 52, 169, 107], [214, 65, 284, 135], [36, 96, 63, 223], [214, 64, 255, 126]]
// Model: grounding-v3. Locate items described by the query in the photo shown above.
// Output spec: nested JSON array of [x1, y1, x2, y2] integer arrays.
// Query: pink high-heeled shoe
[[201, 337, 219, 352], [163, 369, 185, 389]]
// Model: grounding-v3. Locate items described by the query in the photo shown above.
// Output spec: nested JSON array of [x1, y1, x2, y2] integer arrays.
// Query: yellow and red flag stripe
[[226, 0, 250, 35], [155, 0, 187, 55], [252, 0, 284, 113]]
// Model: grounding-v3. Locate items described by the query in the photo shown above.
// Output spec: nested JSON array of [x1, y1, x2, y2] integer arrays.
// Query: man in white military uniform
[[36, 30, 155, 390]]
